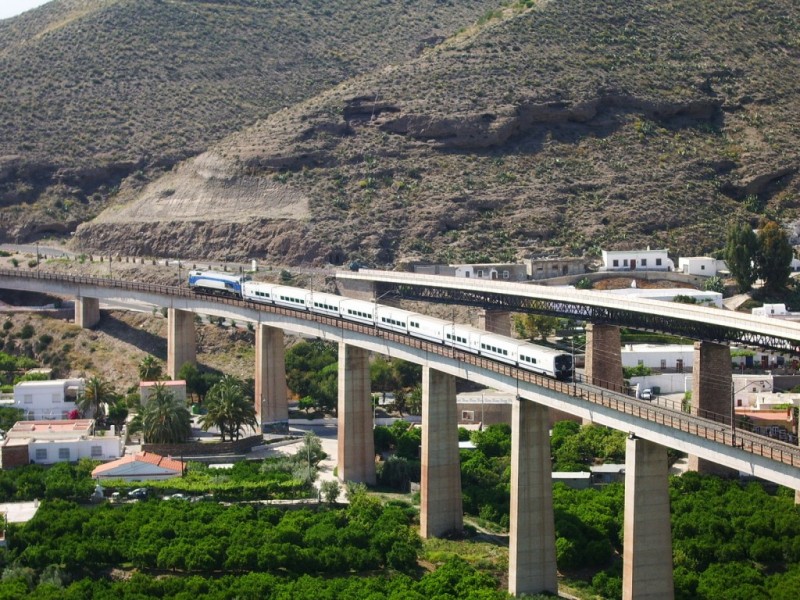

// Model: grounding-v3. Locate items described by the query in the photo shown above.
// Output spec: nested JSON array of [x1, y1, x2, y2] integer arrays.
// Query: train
[[188, 270, 573, 380]]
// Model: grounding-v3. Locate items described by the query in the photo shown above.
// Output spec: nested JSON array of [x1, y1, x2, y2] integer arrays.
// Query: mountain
[[0, 0, 501, 240], [73, 0, 800, 266]]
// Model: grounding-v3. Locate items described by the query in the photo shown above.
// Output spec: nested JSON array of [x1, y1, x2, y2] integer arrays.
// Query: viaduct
[[1, 268, 799, 600]]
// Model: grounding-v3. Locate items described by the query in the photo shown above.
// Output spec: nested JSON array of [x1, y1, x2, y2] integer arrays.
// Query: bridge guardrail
[[1, 268, 799, 469]]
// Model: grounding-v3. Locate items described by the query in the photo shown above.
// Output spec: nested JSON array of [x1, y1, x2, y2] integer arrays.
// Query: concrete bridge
[[1, 268, 799, 599]]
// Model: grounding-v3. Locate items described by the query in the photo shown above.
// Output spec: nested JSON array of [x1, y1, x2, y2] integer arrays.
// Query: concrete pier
[[585, 323, 624, 391], [479, 309, 512, 336], [420, 366, 463, 538], [167, 308, 196, 379], [689, 341, 735, 476], [255, 324, 288, 431], [622, 437, 674, 600], [337, 343, 375, 485], [509, 399, 557, 596], [74, 296, 100, 328]]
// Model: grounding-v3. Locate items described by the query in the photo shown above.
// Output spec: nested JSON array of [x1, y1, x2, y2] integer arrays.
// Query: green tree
[[371, 356, 397, 402], [703, 275, 725, 294], [514, 313, 559, 341], [756, 220, 793, 292], [141, 382, 192, 444], [724, 222, 758, 292], [138, 354, 164, 381], [200, 375, 257, 441], [177, 362, 207, 402], [320, 480, 340, 504], [79, 376, 115, 419]]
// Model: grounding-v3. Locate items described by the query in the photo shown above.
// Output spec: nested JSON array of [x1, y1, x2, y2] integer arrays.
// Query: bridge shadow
[[99, 312, 166, 358]]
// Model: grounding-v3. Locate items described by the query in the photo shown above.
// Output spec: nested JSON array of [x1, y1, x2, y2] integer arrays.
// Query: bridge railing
[[2, 268, 799, 468]]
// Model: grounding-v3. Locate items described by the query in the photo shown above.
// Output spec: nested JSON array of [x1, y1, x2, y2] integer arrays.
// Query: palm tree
[[200, 375, 257, 441], [138, 354, 163, 381], [79, 376, 115, 419], [141, 382, 192, 444]]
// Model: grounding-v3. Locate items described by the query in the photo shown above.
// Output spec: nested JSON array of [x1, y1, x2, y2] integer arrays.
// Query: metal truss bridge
[[338, 270, 800, 353]]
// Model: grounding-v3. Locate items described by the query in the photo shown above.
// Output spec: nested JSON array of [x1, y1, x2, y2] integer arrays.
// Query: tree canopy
[[141, 382, 192, 444], [200, 375, 257, 442]]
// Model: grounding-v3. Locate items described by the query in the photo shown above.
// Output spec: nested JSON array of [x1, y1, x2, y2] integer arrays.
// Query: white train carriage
[[445, 323, 484, 353], [517, 342, 573, 380], [375, 305, 414, 334], [272, 286, 313, 310], [477, 332, 520, 365], [408, 314, 450, 343], [242, 280, 279, 304], [309, 291, 348, 317], [188, 270, 250, 296], [340, 298, 378, 325]]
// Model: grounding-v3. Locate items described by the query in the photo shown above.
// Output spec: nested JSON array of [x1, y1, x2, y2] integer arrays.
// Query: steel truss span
[[384, 284, 800, 354]]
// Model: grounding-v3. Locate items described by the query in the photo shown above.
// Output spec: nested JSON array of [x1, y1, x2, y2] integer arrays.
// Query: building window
[[58, 448, 70, 460], [462, 411, 474, 421], [637, 359, 644, 366], [641, 259, 647, 266], [623, 259, 629, 266], [701, 265, 705, 270], [656, 258, 662, 266], [35, 448, 47, 461], [502, 270, 509, 279], [91, 446, 102, 457], [477, 270, 484, 278], [23, 394, 33, 404], [612, 259, 619, 267], [661, 360, 666, 369]]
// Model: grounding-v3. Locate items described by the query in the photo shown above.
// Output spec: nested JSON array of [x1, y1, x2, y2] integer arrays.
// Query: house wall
[[28, 436, 122, 465], [453, 264, 528, 281], [678, 257, 717, 277], [600, 250, 673, 271], [13, 379, 82, 420], [622, 345, 695, 370], [524, 258, 586, 280]]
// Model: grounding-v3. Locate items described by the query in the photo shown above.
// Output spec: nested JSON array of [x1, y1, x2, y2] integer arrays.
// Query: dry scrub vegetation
[[77, 0, 800, 266], [0, 0, 500, 240]]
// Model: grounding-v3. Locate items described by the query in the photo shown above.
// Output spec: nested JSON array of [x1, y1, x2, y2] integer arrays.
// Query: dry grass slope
[[0, 0, 501, 240], [76, 0, 800, 266]]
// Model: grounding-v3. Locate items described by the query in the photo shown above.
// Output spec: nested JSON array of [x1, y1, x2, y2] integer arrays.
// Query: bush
[[18, 324, 35, 340]]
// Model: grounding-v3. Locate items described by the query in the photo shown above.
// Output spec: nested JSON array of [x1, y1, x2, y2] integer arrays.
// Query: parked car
[[129, 488, 148, 500], [640, 388, 653, 401]]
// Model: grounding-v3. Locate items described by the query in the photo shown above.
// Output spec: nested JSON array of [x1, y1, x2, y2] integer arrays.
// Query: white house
[[452, 263, 528, 281], [678, 257, 718, 277], [1, 420, 123, 467], [752, 304, 788, 317], [621, 344, 695, 371], [599, 249, 674, 272], [12, 379, 84, 420], [92, 452, 184, 481]]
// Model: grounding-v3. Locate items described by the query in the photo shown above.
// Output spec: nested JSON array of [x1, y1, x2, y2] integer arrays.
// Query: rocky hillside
[[0, 0, 500, 240], [75, 0, 800, 266]]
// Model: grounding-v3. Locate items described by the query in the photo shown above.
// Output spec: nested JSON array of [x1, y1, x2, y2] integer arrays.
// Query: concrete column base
[[623, 437, 674, 600], [509, 399, 557, 596], [255, 324, 288, 432], [75, 297, 100, 329], [337, 343, 376, 485], [167, 308, 196, 379], [420, 366, 462, 538]]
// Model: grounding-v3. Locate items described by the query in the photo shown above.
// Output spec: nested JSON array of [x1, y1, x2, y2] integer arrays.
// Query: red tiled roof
[[92, 451, 184, 476]]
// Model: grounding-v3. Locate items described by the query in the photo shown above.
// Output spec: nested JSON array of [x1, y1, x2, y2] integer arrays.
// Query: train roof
[[188, 270, 249, 282]]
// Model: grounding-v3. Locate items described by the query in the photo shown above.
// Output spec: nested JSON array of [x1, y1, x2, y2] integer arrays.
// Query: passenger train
[[188, 270, 573, 380]]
